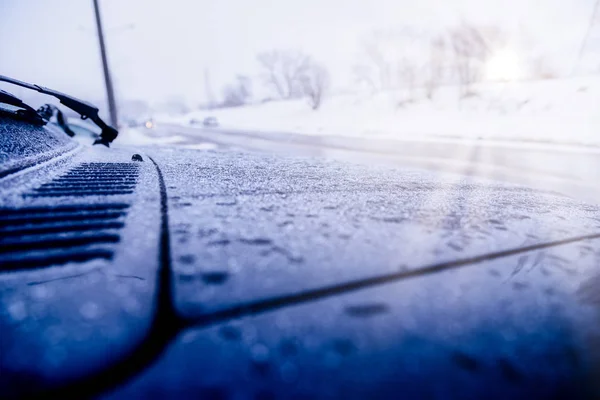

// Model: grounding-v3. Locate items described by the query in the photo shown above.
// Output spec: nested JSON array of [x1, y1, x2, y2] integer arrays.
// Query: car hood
[[2, 118, 600, 398]]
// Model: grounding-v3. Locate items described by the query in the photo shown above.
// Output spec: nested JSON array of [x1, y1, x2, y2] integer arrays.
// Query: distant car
[[121, 117, 154, 129], [190, 116, 219, 127], [203, 116, 218, 127], [123, 119, 141, 128]]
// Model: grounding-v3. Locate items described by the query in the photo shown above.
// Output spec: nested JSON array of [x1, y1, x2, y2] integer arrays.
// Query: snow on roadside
[[114, 127, 218, 150], [115, 127, 189, 146], [157, 77, 600, 146]]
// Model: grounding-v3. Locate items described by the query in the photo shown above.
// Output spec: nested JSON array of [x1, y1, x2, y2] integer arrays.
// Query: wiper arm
[[0, 74, 118, 147]]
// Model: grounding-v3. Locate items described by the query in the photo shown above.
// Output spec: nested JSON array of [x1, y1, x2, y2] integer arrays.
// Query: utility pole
[[93, 0, 118, 127]]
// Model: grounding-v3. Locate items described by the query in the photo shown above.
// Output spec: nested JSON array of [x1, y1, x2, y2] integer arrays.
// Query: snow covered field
[[157, 77, 600, 146]]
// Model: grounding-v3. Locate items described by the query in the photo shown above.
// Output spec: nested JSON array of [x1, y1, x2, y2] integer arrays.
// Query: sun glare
[[484, 49, 523, 81]]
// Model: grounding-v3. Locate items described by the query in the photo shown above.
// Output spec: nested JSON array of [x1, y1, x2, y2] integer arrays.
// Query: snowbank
[[114, 127, 189, 146], [158, 77, 600, 146]]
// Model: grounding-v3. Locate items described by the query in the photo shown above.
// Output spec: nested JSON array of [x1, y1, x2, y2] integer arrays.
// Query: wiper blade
[[0, 89, 44, 124], [0, 75, 118, 147], [38, 104, 76, 137]]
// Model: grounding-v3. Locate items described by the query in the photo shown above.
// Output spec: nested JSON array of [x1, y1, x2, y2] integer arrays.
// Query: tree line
[[216, 22, 555, 110]]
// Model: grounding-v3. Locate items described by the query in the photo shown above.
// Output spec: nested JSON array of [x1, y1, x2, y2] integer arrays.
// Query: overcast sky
[[1, 0, 598, 109]]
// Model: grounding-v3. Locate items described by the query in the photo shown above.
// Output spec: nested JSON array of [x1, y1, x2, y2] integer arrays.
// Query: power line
[[572, 0, 600, 75]]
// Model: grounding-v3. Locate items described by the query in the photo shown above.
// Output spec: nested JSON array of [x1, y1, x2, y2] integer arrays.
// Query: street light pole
[[92, 0, 118, 127]]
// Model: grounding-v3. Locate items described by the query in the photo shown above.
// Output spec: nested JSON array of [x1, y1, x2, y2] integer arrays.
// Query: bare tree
[[257, 50, 311, 99], [257, 51, 285, 98], [425, 35, 446, 99], [221, 75, 253, 107], [355, 28, 430, 96], [448, 23, 489, 97], [301, 60, 330, 110], [448, 23, 510, 97], [221, 85, 245, 107], [397, 58, 417, 103], [355, 33, 394, 91], [364, 40, 392, 90], [235, 75, 252, 99]]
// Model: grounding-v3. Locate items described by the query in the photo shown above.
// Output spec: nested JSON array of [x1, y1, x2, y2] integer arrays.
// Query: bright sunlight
[[484, 48, 523, 81]]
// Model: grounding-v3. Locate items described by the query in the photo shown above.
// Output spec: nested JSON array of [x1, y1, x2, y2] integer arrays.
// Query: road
[[150, 123, 600, 204], [2, 121, 600, 398]]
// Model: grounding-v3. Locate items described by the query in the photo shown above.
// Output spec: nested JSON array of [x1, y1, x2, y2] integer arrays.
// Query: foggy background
[[1, 0, 599, 117]]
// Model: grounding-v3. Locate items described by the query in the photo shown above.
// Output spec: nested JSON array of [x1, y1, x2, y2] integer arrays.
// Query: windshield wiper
[[0, 74, 118, 146], [38, 104, 76, 137], [0, 89, 44, 124]]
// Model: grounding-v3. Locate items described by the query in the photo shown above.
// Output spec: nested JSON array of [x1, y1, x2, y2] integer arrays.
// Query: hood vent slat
[[0, 163, 140, 271], [27, 162, 140, 198]]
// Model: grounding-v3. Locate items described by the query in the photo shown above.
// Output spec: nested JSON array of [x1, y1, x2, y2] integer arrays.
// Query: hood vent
[[1, 162, 140, 271], [0, 203, 130, 271], [27, 162, 139, 197]]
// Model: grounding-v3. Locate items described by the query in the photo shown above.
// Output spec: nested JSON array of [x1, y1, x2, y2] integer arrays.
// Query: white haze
[[0, 0, 598, 112]]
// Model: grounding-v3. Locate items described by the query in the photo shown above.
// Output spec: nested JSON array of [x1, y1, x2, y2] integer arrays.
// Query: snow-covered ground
[[114, 126, 219, 150], [115, 127, 188, 146], [157, 77, 600, 146]]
